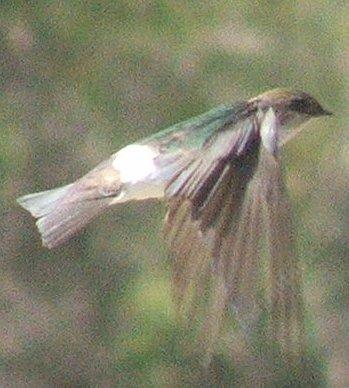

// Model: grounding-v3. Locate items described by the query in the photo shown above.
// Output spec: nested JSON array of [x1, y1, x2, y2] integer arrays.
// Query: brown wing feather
[[255, 151, 305, 352], [164, 138, 305, 361]]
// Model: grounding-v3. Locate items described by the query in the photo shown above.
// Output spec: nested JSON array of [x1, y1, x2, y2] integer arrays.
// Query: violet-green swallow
[[17, 88, 331, 249], [17, 88, 331, 350]]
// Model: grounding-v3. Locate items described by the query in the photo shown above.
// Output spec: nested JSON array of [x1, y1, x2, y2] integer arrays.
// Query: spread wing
[[163, 117, 304, 359]]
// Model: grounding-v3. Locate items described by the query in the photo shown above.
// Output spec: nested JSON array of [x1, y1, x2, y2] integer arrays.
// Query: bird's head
[[250, 88, 332, 145], [251, 88, 332, 126]]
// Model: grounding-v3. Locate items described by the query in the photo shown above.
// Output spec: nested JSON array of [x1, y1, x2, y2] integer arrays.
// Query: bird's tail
[[17, 184, 112, 248]]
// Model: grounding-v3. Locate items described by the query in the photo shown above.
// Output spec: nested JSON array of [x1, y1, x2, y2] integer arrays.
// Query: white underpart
[[260, 108, 309, 151], [112, 144, 165, 202], [260, 107, 279, 156]]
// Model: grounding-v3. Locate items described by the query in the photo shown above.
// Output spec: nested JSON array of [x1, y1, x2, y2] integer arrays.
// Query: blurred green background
[[0, 1, 348, 386]]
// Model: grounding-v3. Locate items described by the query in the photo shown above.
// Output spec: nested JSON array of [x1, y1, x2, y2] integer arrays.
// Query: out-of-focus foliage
[[0, 1, 348, 386]]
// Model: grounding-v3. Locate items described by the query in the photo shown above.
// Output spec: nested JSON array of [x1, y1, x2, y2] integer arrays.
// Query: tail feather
[[17, 184, 74, 217], [37, 199, 111, 248], [17, 185, 111, 248]]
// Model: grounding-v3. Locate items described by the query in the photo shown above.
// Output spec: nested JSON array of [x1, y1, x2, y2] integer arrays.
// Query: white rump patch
[[112, 144, 159, 184]]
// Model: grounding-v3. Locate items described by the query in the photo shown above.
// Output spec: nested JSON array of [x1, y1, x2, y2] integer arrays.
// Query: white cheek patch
[[112, 144, 159, 184]]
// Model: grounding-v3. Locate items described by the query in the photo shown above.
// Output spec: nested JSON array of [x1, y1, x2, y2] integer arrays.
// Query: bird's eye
[[289, 99, 310, 114]]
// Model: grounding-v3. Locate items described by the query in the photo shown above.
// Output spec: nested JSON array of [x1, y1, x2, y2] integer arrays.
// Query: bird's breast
[[260, 107, 280, 157]]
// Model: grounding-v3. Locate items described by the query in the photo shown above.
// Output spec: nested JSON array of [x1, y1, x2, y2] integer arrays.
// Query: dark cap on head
[[289, 91, 333, 117], [252, 88, 332, 117]]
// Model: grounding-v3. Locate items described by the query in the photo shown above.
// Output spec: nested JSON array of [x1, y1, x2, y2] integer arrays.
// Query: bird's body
[[17, 89, 330, 249], [18, 101, 260, 247], [17, 88, 331, 357]]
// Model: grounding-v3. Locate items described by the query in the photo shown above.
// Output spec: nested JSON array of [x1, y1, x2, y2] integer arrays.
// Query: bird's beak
[[322, 109, 333, 116]]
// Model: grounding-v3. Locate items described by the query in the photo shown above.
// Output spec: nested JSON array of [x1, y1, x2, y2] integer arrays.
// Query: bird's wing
[[163, 116, 304, 358]]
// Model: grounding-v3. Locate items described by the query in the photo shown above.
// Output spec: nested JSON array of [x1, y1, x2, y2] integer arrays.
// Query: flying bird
[[17, 88, 331, 355]]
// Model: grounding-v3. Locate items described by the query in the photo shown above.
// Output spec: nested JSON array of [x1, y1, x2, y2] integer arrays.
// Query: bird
[[17, 88, 331, 356]]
